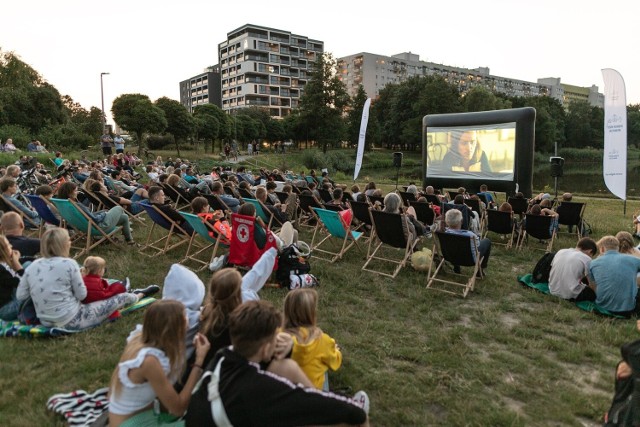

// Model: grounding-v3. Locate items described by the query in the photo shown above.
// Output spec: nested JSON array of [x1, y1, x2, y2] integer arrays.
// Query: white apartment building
[[219, 24, 323, 118]]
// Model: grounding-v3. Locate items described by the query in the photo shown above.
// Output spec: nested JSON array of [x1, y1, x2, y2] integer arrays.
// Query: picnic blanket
[[0, 297, 157, 338], [46, 387, 109, 427], [517, 274, 625, 319]]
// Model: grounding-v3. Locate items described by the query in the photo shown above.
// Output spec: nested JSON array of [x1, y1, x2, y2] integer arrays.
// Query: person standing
[[101, 131, 113, 155], [113, 134, 125, 154], [231, 140, 238, 161], [247, 141, 253, 156]]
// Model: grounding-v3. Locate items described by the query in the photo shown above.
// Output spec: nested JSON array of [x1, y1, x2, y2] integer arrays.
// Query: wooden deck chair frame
[[137, 202, 191, 256], [179, 212, 228, 271], [310, 207, 363, 263], [482, 209, 516, 249], [517, 214, 556, 252], [161, 183, 191, 210], [202, 194, 232, 220], [555, 201, 586, 241], [0, 195, 42, 236], [362, 209, 419, 278], [89, 188, 146, 225], [50, 198, 122, 259], [426, 231, 484, 298]]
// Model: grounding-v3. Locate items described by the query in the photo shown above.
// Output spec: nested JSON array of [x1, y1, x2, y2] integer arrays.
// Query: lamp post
[[100, 72, 110, 132]]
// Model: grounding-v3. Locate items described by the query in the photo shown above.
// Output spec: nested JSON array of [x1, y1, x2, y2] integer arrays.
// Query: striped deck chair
[[50, 198, 122, 259], [179, 212, 229, 271], [137, 202, 192, 256], [362, 210, 419, 278], [310, 207, 363, 263]]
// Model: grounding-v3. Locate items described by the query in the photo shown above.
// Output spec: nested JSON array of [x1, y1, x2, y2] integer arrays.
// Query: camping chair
[[137, 202, 192, 256], [555, 201, 586, 241], [310, 207, 363, 263], [227, 212, 278, 269], [318, 189, 333, 203], [426, 231, 484, 298], [367, 194, 385, 208], [238, 188, 254, 200], [161, 183, 191, 210], [398, 191, 416, 207], [408, 200, 435, 228], [50, 198, 122, 258], [517, 214, 556, 252], [179, 212, 229, 271], [362, 210, 419, 278], [242, 198, 282, 230], [0, 195, 41, 232], [483, 209, 516, 249], [23, 194, 61, 237], [299, 194, 324, 228]]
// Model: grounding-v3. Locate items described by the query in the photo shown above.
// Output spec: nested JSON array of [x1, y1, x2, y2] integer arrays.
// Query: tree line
[[2, 48, 639, 155]]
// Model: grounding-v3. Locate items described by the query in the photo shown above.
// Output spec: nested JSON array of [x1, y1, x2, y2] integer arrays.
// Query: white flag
[[353, 98, 371, 181], [602, 68, 627, 201]]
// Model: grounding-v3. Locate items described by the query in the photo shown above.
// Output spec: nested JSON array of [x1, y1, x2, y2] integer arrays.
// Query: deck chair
[[238, 188, 254, 199], [0, 195, 41, 231], [202, 194, 232, 218], [242, 198, 283, 230], [310, 207, 363, 263], [408, 200, 435, 227], [517, 214, 556, 252], [442, 203, 471, 230], [161, 183, 191, 210], [275, 191, 289, 204], [398, 191, 416, 207], [424, 194, 442, 206], [90, 190, 146, 224], [367, 195, 385, 207], [179, 212, 229, 271], [227, 212, 278, 269], [362, 210, 419, 278], [348, 200, 375, 243], [50, 198, 122, 258], [23, 194, 60, 237], [77, 189, 103, 211], [483, 209, 516, 249], [555, 201, 586, 240], [427, 231, 484, 298], [137, 202, 192, 256], [507, 197, 529, 217], [463, 198, 486, 232], [318, 189, 333, 203], [299, 194, 324, 228]]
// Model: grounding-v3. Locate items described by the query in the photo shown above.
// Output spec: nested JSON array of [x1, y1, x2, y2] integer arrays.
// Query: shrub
[[0, 124, 32, 148], [147, 134, 174, 150], [37, 124, 93, 150]]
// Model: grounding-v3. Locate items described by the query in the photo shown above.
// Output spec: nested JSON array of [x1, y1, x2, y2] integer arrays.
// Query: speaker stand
[[395, 167, 400, 191]]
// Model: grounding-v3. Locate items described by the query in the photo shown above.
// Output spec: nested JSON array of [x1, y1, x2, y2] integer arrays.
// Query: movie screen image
[[426, 123, 516, 181]]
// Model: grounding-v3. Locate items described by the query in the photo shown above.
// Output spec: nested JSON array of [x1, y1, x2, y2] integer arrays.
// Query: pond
[[533, 162, 640, 197]]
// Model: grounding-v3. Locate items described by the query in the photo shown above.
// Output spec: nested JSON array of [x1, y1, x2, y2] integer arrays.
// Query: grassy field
[[1, 149, 640, 426]]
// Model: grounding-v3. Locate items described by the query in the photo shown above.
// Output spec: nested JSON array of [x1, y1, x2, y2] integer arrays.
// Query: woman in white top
[[16, 228, 138, 330], [109, 300, 210, 427]]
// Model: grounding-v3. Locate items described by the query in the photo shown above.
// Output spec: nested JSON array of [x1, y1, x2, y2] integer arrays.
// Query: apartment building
[[218, 24, 323, 118], [179, 65, 222, 113]]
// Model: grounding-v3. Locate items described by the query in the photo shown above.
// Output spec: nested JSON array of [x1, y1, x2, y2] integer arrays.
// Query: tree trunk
[[174, 137, 181, 157], [211, 139, 215, 154], [136, 131, 144, 156]]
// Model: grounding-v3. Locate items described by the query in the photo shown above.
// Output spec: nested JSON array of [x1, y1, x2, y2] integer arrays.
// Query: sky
[[2, 0, 639, 127]]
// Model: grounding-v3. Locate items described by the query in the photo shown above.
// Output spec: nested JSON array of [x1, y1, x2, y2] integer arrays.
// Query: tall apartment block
[[337, 52, 603, 108], [218, 24, 323, 118], [179, 65, 222, 113]]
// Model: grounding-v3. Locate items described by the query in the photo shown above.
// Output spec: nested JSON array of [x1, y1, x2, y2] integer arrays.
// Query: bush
[[147, 134, 174, 150], [37, 124, 93, 150], [0, 124, 32, 148], [325, 150, 353, 173], [301, 149, 326, 170]]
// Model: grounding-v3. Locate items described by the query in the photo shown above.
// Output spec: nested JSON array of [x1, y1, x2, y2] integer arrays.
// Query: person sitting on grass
[[108, 300, 210, 427], [548, 237, 597, 302], [17, 228, 139, 330], [444, 208, 491, 276], [589, 236, 640, 317], [0, 235, 24, 320], [56, 182, 137, 245], [185, 300, 370, 427], [81, 256, 159, 320], [284, 288, 342, 391], [617, 231, 640, 259]]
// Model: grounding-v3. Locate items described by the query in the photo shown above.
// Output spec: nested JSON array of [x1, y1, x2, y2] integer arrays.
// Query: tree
[[628, 104, 640, 148], [346, 85, 369, 149], [510, 95, 565, 152], [112, 94, 167, 154], [565, 100, 593, 148], [193, 104, 221, 153], [464, 86, 511, 112], [298, 53, 350, 153], [266, 119, 285, 143], [155, 97, 195, 156], [62, 95, 102, 140]]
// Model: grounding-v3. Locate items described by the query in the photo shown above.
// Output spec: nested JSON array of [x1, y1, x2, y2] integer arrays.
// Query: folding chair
[[275, 191, 289, 204], [0, 195, 41, 232], [23, 194, 60, 237], [367, 195, 385, 207], [442, 203, 471, 230], [507, 197, 529, 218], [555, 201, 586, 241], [137, 202, 192, 256], [50, 198, 122, 258], [463, 198, 486, 233], [161, 183, 191, 210], [202, 194, 232, 218], [90, 189, 146, 224], [179, 212, 229, 271], [427, 231, 484, 298], [238, 188, 254, 200], [298, 194, 324, 228], [227, 212, 278, 269], [242, 198, 282, 230], [398, 191, 416, 207], [483, 209, 516, 249], [362, 210, 419, 278], [424, 194, 442, 206], [318, 189, 333, 203], [310, 207, 363, 263], [408, 200, 435, 227], [517, 214, 556, 252]]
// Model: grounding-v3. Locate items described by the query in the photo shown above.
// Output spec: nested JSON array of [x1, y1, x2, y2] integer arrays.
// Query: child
[[81, 256, 159, 319], [283, 288, 342, 390], [108, 300, 210, 427], [190, 197, 231, 243]]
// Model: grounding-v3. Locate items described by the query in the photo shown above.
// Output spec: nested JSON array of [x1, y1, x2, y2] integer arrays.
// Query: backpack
[[276, 244, 311, 287], [604, 339, 640, 426], [531, 251, 556, 283]]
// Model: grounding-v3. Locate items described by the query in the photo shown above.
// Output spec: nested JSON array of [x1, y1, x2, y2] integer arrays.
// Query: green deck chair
[[51, 198, 122, 258], [179, 212, 229, 271], [311, 207, 363, 263], [242, 198, 283, 230]]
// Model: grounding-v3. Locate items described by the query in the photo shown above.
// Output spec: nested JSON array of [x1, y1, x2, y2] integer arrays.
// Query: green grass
[[2, 150, 639, 426]]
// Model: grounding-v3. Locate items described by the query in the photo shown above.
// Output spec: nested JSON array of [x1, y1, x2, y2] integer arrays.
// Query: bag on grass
[[276, 243, 311, 287], [531, 251, 556, 283], [289, 274, 320, 289], [604, 339, 640, 426]]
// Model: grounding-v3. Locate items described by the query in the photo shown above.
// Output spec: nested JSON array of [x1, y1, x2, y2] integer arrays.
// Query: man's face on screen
[[458, 132, 477, 160]]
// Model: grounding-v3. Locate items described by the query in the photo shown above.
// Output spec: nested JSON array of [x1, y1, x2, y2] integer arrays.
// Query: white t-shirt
[[548, 248, 591, 299]]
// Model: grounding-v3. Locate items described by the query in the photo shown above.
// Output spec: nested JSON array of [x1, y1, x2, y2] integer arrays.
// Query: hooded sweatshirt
[[290, 326, 342, 390]]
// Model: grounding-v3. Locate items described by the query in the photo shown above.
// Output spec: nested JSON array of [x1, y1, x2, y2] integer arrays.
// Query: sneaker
[[126, 240, 140, 246], [125, 277, 131, 292], [209, 255, 225, 272], [352, 390, 370, 415], [130, 284, 160, 298]]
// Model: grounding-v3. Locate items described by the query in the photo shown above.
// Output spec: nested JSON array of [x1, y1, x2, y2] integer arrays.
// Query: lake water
[[533, 162, 640, 197]]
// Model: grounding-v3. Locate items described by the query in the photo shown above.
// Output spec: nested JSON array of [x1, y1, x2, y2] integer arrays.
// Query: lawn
[[1, 149, 639, 426]]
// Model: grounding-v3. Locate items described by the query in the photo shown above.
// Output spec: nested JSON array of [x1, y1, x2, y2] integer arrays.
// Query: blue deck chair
[[311, 207, 363, 263], [50, 198, 122, 258], [179, 212, 229, 271], [242, 198, 282, 230], [24, 194, 60, 237], [137, 202, 192, 256]]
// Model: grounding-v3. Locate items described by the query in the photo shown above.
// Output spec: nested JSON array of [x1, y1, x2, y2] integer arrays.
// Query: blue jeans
[[0, 291, 20, 321], [100, 206, 133, 241]]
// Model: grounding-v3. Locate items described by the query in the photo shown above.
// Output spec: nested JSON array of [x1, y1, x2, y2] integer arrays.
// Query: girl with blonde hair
[[0, 235, 24, 320]]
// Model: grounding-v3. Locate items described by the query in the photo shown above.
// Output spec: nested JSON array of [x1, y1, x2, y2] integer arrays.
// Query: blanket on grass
[[46, 387, 109, 427], [517, 274, 625, 319], [0, 297, 156, 338]]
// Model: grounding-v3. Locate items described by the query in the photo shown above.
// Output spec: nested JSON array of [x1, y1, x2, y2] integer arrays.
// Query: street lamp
[[100, 72, 110, 132]]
